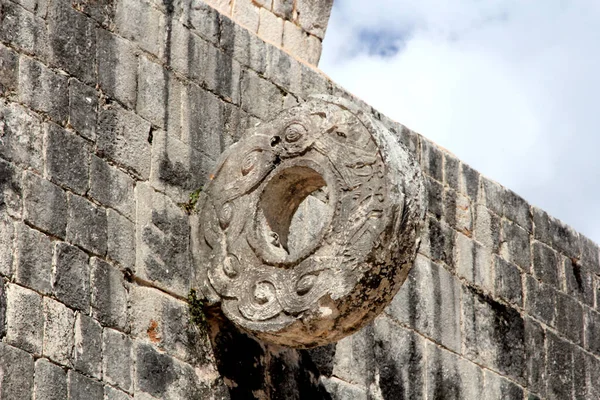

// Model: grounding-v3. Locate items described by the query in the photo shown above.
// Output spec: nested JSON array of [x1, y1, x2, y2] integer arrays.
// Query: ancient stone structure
[[1, 0, 599, 399], [194, 96, 425, 347]]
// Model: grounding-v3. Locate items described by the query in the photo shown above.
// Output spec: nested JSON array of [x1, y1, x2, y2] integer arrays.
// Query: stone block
[[232, 0, 259, 32], [494, 256, 523, 306], [482, 370, 524, 399], [460, 163, 480, 202], [53, 242, 90, 312], [305, 34, 322, 65], [581, 234, 600, 274], [66, 193, 108, 256], [420, 138, 444, 182], [241, 68, 283, 120], [546, 331, 573, 399], [107, 209, 135, 269], [454, 233, 493, 292], [371, 317, 426, 399], [258, 8, 284, 45], [91, 257, 128, 330], [187, 3, 219, 45], [524, 275, 556, 326], [131, 286, 210, 365], [0, 343, 34, 400], [34, 358, 67, 400], [0, 43, 18, 96], [221, 20, 267, 75], [444, 152, 460, 191], [90, 155, 135, 220], [533, 207, 580, 259], [135, 183, 192, 297], [97, 103, 152, 179], [425, 176, 444, 219], [19, 56, 68, 123], [0, 157, 22, 219], [0, 2, 48, 57], [73, 314, 103, 379], [322, 378, 367, 400], [555, 291, 584, 345], [524, 317, 546, 396], [103, 328, 133, 392], [0, 101, 44, 172], [23, 171, 67, 238], [296, 0, 333, 38], [105, 386, 133, 400], [42, 297, 75, 366], [480, 176, 504, 216], [426, 343, 483, 399], [45, 122, 89, 194], [5, 283, 43, 354], [69, 370, 104, 400], [532, 241, 559, 287], [586, 352, 600, 399], [504, 188, 532, 232], [150, 130, 212, 202], [473, 204, 501, 253], [15, 223, 53, 294], [273, 0, 293, 19], [10, 0, 48, 17], [115, 0, 166, 59], [563, 256, 595, 307], [47, 0, 95, 83], [97, 28, 138, 108], [69, 78, 98, 141], [462, 285, 527, 383], [204, 0, 231, 16], [585, 308, 600, 356], [265, 44, 302, 93], [500, 220, 531, 271], [72, 0, 114, 26], [135, 342, 211, 399], [387, 256, 461, 353], [419, 216, 455, 268], [0, 215, 13, 277]]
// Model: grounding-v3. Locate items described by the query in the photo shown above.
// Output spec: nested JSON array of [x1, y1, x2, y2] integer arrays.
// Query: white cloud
[[320, 0, 600, 242]]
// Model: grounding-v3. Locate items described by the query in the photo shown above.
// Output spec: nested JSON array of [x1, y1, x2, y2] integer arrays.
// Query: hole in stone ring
[[256, 166, 332, 261]]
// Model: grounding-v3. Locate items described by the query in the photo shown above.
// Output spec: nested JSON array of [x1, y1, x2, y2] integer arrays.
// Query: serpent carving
[[192, 95, 426, 347]]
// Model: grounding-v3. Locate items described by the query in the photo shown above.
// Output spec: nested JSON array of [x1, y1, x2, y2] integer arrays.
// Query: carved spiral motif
[[192, 96, 426, 348]]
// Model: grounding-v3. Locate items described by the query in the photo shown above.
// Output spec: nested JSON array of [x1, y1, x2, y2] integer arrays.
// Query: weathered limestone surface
[[1, 0, 599, 399]]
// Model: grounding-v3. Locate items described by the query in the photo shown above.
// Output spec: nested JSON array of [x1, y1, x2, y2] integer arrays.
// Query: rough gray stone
[[0, 276, 5, 337], [53, 242, 90, 312], [23, 171, 67, 238], [240, 68, 282, 119], [0, 215, 13, 277], [45, 122, 89, 194], [0, 100, 44, 172], [42, 296, 75, 366], [494, 256, 523, 306], [0, 43, 18, 95], [426, 342, 483, 399], [107, 209, 135, 269], [10, 0, 48, 16], [47, 0, 96, 84], [0, 157, 22, 219], [482, 370, 524, 399], [187, 2, 219, 44], [296, 0, 333, 38], [322, 378, 367, 400], [581, 234, 600, 275], [105, 386, 133, 400], [204, 46, 241, 105], [66, 193, 107, 255], [91, 257, 128, 330], [103, 328, 133, 392], [585, 308, 600, 356], [19, 56, 68, 123], [546, 331, 573, 399], [425, 176, 444, 219], [524, 275, 557, 326], [473, 204, 501, 253], [420, 216, 455, 268], [136, 56, 176, 129], [420, 138, 444, 182], [97, 104, 152, 179], [388, 255, 461, 353], [480, 176, 504, 216], [273, 0, 293, 19], [221, 19, 267, 75], [135, 183, 191, 297], [68, 369, 104, 400], [0, 342, 34, 400], [460, 163, 480, 202], [5, 283, 43, 354], [503, 188, 532, 232], [533, 207, 580, 259], [532, 241, 559, 287], [555, 291, 584, 345], [524, 317, 546, 396], [69, 78, 97, 141], [97, 27, 138, 108], [501, 219, 531, 271], [563, 256, 595, 307], [265, 44, 302, 93], [73, 314, 103, 379], [114, 0, 165, 59], [90, 155, 135, 220], [0, 1, 49, 57], [72, 0, 114, 26], [454, 233, 493, 292], [15, 223, 53, 294], [34, 358, 67, 400]]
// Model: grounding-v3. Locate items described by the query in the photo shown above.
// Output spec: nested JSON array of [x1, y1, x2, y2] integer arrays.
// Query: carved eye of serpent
[[284, 123, 307, 143], [241, 151, 259, 176]]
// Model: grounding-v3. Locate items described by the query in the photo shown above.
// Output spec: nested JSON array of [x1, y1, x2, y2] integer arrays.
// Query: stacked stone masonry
[[0, 0, 599, 399]]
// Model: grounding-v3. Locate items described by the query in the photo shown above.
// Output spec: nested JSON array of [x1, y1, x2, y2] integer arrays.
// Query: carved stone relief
[[192, 96, 426, 348]]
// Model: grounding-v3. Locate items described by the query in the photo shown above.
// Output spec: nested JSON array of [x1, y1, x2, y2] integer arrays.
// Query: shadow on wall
[[205, 306, 335, 400]]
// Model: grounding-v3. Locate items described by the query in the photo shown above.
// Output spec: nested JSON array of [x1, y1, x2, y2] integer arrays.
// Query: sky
[[319, 0, 600, 244]]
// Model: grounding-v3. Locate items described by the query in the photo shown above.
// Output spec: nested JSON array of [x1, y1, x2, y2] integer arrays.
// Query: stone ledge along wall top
[[0, 0, 599, 399]]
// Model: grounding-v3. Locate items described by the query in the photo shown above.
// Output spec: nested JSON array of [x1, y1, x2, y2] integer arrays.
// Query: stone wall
[[0, 0, 599, 399]]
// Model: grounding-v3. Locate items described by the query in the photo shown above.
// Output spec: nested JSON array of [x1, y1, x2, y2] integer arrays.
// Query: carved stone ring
[[192, 95, 426, 347]]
